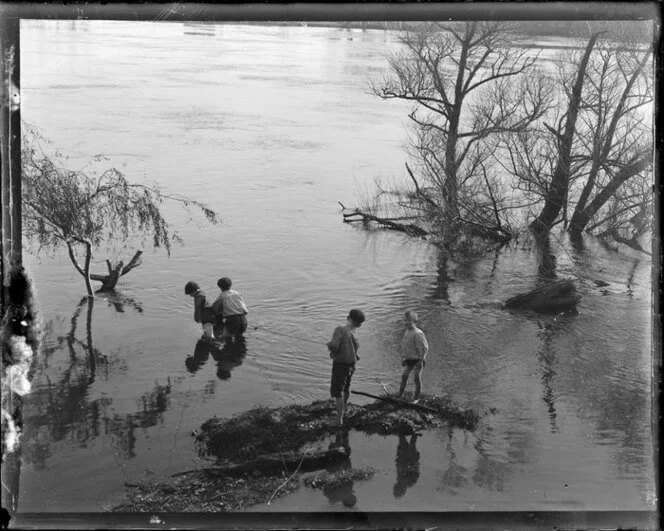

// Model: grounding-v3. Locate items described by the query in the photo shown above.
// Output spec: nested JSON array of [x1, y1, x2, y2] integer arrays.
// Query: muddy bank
[[114, 394, 484, 512], [195, 394, 481, 464]]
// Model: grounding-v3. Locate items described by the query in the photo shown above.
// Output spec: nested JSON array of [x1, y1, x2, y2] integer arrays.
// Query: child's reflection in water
[[211, 339, 246, 380], [323, 429, 357, 508], [393, 433, 421, 499], [185, 338, 246, 380]]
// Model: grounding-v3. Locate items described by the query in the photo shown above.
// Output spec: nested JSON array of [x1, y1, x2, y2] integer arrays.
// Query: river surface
[[14, 21, 655, 513]]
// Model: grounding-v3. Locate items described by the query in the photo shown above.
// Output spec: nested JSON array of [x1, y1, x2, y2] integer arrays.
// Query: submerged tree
[[524, 33, 602, 236], [369, 21, 552, 247], [567, 39, 653, 247], [21, 123, 221, 296], [501, 31, 653, 250]]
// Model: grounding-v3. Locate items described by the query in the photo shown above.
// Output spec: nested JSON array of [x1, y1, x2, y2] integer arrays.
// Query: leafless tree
[[527, 33, 602, 235], [500, 32, 653, 249], [567, 40, 653, 240], [369, 21, 552, 245]]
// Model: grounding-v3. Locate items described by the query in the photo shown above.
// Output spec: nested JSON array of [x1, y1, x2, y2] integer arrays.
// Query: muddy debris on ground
[[304, 466, 376, 490], [114, 468, 301, 512], [114, 394, 483, 512]]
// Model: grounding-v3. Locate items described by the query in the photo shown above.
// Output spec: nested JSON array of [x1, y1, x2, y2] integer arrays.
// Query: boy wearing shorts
[[396, 310, 429, 403], [327, 309, 366, 428]]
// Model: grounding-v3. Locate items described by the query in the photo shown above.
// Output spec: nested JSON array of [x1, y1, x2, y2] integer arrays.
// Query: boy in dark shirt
[[184, 281, 216, 342], [327, 309, 366, 428]]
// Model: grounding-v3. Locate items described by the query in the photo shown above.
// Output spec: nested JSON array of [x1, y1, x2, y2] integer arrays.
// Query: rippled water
[[13, 21, 655, 513]]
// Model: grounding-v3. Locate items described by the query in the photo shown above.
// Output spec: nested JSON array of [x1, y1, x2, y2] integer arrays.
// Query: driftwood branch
[[351, 390, 438, 414], [266, 449, 311, 505], [342, 209, 428, 237]]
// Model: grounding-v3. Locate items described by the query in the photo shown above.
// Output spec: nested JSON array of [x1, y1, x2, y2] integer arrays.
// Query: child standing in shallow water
[[184, 281, 216, 342], [396, 310, 429, 403], [327, 309, 366, 428], [213, 277, 248, 341]]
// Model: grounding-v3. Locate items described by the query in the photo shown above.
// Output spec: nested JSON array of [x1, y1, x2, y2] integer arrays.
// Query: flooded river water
[[14, 21, 655, 513]]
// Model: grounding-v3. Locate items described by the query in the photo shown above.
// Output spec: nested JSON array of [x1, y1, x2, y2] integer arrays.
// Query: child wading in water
[[396, 310, 429, 403], [184, 281, 216, 342], [327, 309, 366, 428], [213, 277, 248, 342]]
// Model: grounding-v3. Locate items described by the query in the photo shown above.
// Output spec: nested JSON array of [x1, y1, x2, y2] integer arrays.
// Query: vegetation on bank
[[195, 396, 481, 464]]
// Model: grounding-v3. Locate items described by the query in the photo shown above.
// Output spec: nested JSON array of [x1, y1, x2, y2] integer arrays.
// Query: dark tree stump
[[91, 250, 143, 292], [503, 279, 581, 313]]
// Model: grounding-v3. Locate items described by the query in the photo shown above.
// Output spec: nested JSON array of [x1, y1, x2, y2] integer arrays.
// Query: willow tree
[[370, 21, 552, 244], [21, 124, 220, 296]]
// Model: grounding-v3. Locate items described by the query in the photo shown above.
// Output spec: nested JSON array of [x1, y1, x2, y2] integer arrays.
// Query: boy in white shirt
[[396, 310, 429, 403], [213, 277, 248, 341]]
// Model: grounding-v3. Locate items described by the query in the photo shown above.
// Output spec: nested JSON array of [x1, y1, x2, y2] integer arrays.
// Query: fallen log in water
[[351, 390, 438, 414], [341, 208, 428, 237], [503, 278, 581, 313], [202, 447, 350, 478]]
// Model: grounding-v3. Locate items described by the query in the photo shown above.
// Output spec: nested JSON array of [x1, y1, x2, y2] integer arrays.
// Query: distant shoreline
[[181, 20, 651, 42]]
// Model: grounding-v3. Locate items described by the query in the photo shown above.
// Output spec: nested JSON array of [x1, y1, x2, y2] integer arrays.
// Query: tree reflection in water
[[534, 233, 558, 282], [565, 234, 650, 497], [21, 295, 171, 470], [437, 427, 469, 495], [106, 379, 172, 459], [535, 315, 577, 434], [471, 436, 509, 493], [428, 249, 451, 304]]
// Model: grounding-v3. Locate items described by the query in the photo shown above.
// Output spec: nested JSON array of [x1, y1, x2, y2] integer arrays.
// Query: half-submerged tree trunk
[[202, 447, 350, 478], [503, 279, 581, 313], [90, 250, 143, 292], [66, 242, 143, 295]]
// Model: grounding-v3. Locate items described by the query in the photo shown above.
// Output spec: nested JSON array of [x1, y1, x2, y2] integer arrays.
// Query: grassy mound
[[353, 394, 481, 436], [195, 400, 337, 463], [196, 394, 482, 462]]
